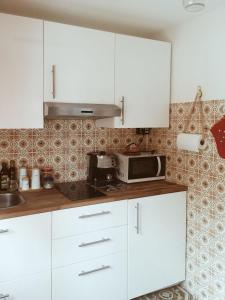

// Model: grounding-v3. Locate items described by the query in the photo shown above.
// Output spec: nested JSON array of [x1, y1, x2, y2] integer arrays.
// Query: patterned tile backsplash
[[149, 99, 225, 300], [0, 120, 147, 182], [0, 99, 225, 300]]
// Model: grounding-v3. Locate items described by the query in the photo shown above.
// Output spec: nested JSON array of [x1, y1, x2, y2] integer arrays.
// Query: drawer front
[[52, 200, 127, 238], [52, 252, 127, 300], [0, 213, 51, 283], [0, 271, 51, 300], [52, 225, 127, 268]]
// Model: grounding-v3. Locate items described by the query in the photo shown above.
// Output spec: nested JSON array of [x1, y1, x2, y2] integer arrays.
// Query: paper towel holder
[[219, 105, 225, 115], [177, 85, 208, 152]]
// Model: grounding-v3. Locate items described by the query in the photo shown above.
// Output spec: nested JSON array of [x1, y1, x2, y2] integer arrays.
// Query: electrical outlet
[[136, 128, 151, 135]]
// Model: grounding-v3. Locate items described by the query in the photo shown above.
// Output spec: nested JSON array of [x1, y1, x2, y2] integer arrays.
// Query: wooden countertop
[[0, 180, 187, 220]]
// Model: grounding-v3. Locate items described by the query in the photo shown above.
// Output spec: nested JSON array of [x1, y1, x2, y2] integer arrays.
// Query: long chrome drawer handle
[[135, 203, 140, 234], [78, 265, 111, 277], [78, 238, 111, 248], [0, 294, 10, 299], [79, 211, 111, 219], [52, 65, 56, 99], [0, 229, 9, 234]]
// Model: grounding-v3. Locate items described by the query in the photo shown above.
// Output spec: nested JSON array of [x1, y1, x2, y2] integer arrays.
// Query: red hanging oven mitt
[[211, 117, 225, 158]]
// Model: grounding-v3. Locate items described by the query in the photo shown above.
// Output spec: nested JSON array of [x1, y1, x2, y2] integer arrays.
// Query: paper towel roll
[[177, 133, 204, 152]]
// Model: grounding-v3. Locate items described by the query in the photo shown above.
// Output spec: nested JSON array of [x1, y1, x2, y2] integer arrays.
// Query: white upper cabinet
[[97, 34, 171, 128], [44, 21, 115, 104], [0, 13, 43, 129]]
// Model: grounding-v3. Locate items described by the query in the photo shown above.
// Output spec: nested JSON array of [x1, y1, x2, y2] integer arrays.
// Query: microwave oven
[[115, 152, 166, 183]]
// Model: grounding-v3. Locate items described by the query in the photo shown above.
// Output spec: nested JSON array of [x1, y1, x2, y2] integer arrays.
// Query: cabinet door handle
[[0, 294, 10, 299], [120, 96, 125, 125], [0, 229, 9, 234], [78, 238, 111, 248], [135, 203, 140, 234], [78, 265, 111, 277], [78, 211, 111, 219], [52, 65, 56, 99]]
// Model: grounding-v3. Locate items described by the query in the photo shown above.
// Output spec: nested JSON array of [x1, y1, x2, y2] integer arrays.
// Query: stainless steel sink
[[0, 193, 25, 209]]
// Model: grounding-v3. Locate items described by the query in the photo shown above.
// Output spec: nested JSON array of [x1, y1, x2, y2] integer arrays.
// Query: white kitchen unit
[[52, 200, 128, 300], [0, 213, 51, 300], [0, 192, 186, 300], [44, 21, 115, 104], [96, 34, 171, 128], [0, 13, 43, 129], [128, 192, 186, 299]]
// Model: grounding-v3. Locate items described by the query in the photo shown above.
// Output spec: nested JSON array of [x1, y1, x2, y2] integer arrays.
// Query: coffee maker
[[87, 151, 117, 185]]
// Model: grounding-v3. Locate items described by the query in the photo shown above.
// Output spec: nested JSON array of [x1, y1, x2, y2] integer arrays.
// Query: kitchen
[[0, 0, 225, 300]]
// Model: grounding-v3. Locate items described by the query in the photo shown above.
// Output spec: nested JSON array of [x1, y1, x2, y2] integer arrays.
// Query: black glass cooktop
[[56, 181, 106, 200]]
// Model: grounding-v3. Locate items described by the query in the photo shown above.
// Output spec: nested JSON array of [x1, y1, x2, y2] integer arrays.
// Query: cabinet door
[[0, 272, 51, 300], [0, 213, 51, 283], [128, 192, 186, 299], [115, 34, 171, 128], [52, 252, 127, 300], [44, 21, 115, 104], [0, 13, 43, 129]]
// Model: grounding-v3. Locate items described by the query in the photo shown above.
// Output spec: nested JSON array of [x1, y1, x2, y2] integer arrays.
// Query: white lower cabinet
[[0, 272, 51, 300], [0, 213, 51, 300], [0, 193, 186, 300], [128, 192, 186, 299], [52, 252, 127, 300], [52, 200, 128, 300], [0, 213, 51, 283]]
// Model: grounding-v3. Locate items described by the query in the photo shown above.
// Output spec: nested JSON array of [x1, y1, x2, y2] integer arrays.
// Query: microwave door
[[128, 157, 159, 180]]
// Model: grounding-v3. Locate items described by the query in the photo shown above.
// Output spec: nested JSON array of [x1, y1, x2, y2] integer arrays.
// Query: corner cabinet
[[0, 13, 43, 129], [128, 192, 186, 299], [96, 34, 171, 128], [44, 21, 115, 104]]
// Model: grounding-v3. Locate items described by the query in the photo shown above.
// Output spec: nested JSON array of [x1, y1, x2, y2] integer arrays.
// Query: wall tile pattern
[[149, 99, 225, 300], [0, 121, 147, 182], [1, 100, 225, 300]]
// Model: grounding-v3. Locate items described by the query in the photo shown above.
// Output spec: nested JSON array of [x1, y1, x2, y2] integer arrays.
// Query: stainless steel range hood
[[44, 102, 121, 120]]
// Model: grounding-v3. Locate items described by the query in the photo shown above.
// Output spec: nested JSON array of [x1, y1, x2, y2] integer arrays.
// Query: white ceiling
[[0, 0, 224, 38]]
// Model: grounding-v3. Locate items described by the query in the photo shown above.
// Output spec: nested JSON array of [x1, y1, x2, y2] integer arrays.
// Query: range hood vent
[[44, 102, 121, 120]]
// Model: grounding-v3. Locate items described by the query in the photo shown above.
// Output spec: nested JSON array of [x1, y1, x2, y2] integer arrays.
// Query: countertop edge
[[0, 181, 188, 220]]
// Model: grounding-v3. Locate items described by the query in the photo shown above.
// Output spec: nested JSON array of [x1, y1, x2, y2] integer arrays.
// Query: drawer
[[52, 200, 127, 239], [0, 271, 51, 300], [52, 225, 127, 268], [52, 252, 127, 300]]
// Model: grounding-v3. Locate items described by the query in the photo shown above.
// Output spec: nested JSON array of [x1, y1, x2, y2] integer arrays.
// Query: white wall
[[163, 4, 225, 103]]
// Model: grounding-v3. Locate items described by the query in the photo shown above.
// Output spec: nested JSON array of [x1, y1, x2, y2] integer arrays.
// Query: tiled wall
[[149, 99, 225, 300], [0, 120, 147, 182], [1, 100, 225, 300]]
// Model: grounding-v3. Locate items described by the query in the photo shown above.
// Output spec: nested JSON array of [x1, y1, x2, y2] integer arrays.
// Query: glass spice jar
[[41, 167, 54, 189]]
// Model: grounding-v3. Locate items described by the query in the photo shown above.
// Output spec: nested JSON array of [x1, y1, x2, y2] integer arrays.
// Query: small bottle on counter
[[19, 167, 27, 190], [21, 176, 29, 191], [31, 167, 40, 189], [9, 160, 18, 192], [0, 162, 9, 190]]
